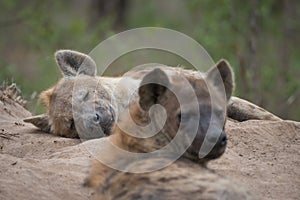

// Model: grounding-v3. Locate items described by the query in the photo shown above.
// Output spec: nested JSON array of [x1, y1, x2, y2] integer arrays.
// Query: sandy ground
[[210, 119, 300, 200], [0, 87, 299, 200]]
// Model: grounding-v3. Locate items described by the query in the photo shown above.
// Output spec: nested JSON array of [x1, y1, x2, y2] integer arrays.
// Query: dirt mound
[[0, 84, 299, 200], [0, 84, 93, 200], [210, 119, 300, 200]]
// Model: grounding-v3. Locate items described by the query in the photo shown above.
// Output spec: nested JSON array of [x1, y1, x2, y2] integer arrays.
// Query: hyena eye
[[70, 119, 76, 131], [177, 113, 181, 122], [178, 112, 189, 123], [222, 119, 226, 130]]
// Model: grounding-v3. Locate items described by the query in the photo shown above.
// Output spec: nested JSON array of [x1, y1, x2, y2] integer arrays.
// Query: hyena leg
[[227, 97, 282, 122]]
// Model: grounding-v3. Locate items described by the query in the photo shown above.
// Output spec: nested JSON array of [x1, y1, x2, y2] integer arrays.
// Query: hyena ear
[[55, 50, 97, 77], [206, 59, 234, 101], [23, 114, 51, 133], [138, 68, 170, 111]]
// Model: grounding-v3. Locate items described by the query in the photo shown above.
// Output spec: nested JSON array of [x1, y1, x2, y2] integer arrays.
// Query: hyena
[[24, 50, 139, 138], [24, 50, 280, 139], [84, 67, 254, 200]]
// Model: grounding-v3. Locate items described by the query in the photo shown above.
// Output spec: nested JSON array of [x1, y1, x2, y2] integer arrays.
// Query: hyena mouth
[[204, 145, 226, 160], [185, 131, 227, 161]]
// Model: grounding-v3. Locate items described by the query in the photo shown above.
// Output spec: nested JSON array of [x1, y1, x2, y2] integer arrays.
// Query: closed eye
[[70, 119, 76, 130], [178, 112, 190, 123], [223, 118, 227, 130]]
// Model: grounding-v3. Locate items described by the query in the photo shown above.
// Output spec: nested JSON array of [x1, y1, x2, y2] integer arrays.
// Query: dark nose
[[95, 107, 115, 134], [218, 131, 227, 146], [201, 130, 227, 160]]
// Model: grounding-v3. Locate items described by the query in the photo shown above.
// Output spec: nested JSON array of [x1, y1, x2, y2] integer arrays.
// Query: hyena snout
[[205, 130, 227, 160], [187, 128, 227, 161], [217, 130, 227, 146], [94, 106, 115, 135]]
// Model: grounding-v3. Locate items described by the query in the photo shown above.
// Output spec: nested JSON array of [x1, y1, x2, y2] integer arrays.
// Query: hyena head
[[118, 60, 233, 162], [24, 50, 115, 138]]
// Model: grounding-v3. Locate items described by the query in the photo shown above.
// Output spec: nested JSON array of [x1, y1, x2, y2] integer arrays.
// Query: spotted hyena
[[24, 50, 280, 139], [24, 50, 139, 139], [84, 67, 254, 200]]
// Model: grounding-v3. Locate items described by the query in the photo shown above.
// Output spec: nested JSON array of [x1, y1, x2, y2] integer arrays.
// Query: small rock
[[11, 161, 17, 166], [14, 122, 25, 126]]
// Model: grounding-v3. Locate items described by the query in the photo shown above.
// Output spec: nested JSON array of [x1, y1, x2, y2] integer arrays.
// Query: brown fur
[[84, 67, 254, 199], [39, 87, 54, 112], [88, 159, 254, 200], [24, 50, 280, 139], [24, 50, 136, 138]]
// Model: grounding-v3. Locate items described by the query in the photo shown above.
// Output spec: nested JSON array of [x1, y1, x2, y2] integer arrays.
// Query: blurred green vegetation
[[0, 0, 299, 120]]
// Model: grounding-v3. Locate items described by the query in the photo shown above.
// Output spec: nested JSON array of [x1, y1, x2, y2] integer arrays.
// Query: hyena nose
[[94, 112, 112, 126], [218, 131, 227, 147], [201, 130, 227, 160], [94, 107, 115, 134]]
